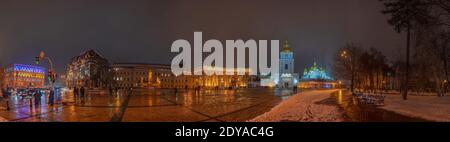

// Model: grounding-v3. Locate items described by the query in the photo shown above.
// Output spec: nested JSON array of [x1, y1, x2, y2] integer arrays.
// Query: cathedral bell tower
[[279, 40, 296, 88]]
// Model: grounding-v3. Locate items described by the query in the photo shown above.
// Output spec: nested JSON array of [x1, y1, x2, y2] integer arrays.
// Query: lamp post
[[35, 51, 56, 89], [340, 49, 356, 92]]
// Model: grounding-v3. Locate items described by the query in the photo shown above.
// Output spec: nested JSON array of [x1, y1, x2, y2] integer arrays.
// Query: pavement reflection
[[1, 88, 285, 122]]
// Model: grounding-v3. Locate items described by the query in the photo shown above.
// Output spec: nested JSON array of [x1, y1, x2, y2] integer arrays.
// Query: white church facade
[[261, 40, 299, 88]]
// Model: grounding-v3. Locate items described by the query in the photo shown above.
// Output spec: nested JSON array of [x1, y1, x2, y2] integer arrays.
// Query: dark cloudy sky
[[0, 0, 404, 73]]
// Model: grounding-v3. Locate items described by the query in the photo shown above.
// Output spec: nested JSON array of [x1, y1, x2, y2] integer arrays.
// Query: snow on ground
[[384, 90, 450, 96], [250, 90, 344, 122], [381, 94, 450, 122]]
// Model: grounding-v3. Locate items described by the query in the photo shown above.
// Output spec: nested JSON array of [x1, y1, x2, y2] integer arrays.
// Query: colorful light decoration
[[16, 72, 45, 79], [13, 64, 45, 74]]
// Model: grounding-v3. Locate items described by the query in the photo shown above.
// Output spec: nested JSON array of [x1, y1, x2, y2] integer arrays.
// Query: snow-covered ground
[[384, 90, 450, 96], [250, 90, 344, 122], [381, 94, 450, 122]]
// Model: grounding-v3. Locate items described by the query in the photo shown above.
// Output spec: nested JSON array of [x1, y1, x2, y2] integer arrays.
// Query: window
[[285, 64, 288, 70]]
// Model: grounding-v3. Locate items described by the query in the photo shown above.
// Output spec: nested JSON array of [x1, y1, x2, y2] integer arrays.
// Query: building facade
[[112, 63, 251, 89], [160, 66, 251, 89], [2, 64, 45, 89], [298, 62, 336, 89], [261, 40, 299, 88], [279, 40, 299, 88], [112, 63, 172, 89], [66, 50, 112, 88]]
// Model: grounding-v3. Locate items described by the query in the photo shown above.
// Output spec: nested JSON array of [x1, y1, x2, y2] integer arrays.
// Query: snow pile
[[250, 90, 344, 122], [381, 95, 450, 122]]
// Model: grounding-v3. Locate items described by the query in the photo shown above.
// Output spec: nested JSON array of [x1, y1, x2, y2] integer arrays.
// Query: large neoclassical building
[[261, 40, 299, 88]]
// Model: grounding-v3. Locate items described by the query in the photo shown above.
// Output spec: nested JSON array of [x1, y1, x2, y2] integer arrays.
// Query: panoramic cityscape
[[1, 0, 450, 122]]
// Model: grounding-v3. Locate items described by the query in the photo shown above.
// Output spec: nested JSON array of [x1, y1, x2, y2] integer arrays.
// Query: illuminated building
[[2, 64, 45, 89], [156, 66, 251, 89], [66, 50, 113, 88], [111, 63, 251, 89], [112, 63, 172, 89], [302, 62, 332, 80], [261, 40, 299, 88], [298, 62, 337, 89], [174, 66, 250, 89]]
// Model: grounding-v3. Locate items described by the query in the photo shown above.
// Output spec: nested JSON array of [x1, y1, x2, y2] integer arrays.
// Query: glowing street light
[[35, 51, 57, 84], [340, 50, 348, 59]]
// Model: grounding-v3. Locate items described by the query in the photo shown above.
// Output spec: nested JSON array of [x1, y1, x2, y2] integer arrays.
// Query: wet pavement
[[0, 88, 287, 122], [331, 90, 426, 122]]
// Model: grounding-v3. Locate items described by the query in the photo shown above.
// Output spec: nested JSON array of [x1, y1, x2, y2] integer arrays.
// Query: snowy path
[[381, 95, 450, 122], [250, 90, 344, 122]]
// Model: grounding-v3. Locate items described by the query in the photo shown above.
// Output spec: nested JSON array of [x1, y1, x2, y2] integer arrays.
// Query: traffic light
[[48, 70, 52, 81], [48, 70, 57, 83], [35, 56, 40, 64]]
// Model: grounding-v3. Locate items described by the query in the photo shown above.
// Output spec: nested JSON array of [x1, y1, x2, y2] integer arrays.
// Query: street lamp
[[340, 50, 348, 59], [35, 51, 56, 86]]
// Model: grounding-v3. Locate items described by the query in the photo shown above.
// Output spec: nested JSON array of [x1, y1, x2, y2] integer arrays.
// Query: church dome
[[281, 40, 292, 52]]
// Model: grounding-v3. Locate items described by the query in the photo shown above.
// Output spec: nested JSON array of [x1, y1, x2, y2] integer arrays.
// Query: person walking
[[73, 86, 79, 102], [80, 87, 85, 98], [48, 88, 55, 106], [34, 90, 41, 106], [1, 88, 6, 99], [109, 87, 113, 96]]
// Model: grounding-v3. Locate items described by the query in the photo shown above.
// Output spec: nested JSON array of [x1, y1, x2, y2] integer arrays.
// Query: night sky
[[0, 0, 404, 74]]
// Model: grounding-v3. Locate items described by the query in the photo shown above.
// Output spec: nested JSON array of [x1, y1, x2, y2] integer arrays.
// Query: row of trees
[[344, 0, 450, 100], [333, 44, 393, 94]]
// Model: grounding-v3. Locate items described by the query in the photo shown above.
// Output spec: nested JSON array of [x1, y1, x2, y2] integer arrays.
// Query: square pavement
[[0, 89, 282, 122]]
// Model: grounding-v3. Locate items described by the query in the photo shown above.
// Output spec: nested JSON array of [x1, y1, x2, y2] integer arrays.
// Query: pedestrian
[[80, 87, 85, 98], [48, 88, 55, 106], [34, 90, 41, 106], [109, 87, 113, 96], [1, 88, 6, 98], [73, 86, 79, 102]]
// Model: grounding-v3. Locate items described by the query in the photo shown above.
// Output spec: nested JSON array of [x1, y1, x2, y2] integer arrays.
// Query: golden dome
[[281, 40, 292, 52]]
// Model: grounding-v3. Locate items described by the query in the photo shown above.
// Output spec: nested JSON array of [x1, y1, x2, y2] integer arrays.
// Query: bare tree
[[381, 0, 432, 100], [333, 43, 362, 92], [333, 44, 391, 93], [414, 21, 450, 96]]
